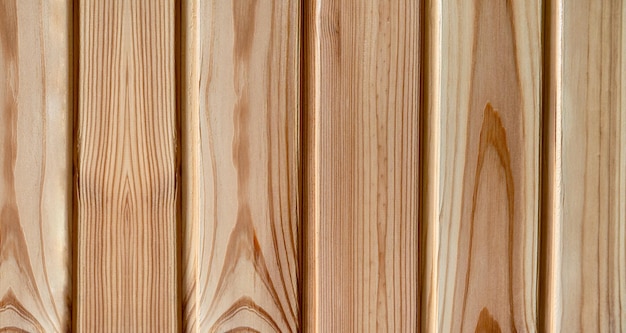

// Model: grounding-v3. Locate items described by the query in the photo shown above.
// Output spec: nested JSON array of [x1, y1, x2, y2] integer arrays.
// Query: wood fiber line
[[543, 0, 626, 331], [0, 0, 72, 331], [75, 0, 179, 331], [422, 0, 541, 331], [182, 0, 301, 331], [307, 0, 420, 331]]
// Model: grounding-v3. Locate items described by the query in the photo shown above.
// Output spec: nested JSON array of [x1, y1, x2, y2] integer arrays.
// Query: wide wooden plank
[[0, 0, 72, 331], [305, 1, 420, 331], [181, 0, 301, 331], [542, 0, 626, 331], [75, 0, 179, 331], [421, 0, 541, 331]]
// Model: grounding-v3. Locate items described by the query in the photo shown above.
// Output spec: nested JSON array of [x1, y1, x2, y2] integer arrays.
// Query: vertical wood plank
[[421, 0, 541, 331], [182, 0, 301, 331], [76, 0, 179, 331], [306, 0, 420, 331], [543, 0, 626, 331], [0, 0, 72, 331]]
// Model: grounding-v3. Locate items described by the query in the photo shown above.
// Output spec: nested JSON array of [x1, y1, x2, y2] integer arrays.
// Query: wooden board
[[0, 0, 72, 331], [75, 0, 179, 331], [181, 0, 301, 331], [421, 0, 541, 331], [305, 0, 420, 331], [542, 0, 626, 331]]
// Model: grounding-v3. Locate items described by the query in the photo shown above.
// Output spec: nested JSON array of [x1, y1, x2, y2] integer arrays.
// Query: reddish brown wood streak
[[461, 104, 516, 330], [475, 307, 502, 333]]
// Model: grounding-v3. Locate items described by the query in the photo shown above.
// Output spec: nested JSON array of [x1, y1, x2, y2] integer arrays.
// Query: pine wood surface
[[0, 0, 72, 331], [542, 0, 626, 331], [182, 0, 301, 331], [306, 0, 420, 331], [2, 1, 626, 331], [75, 0, 179, 331], [421, 0, 541, 332]]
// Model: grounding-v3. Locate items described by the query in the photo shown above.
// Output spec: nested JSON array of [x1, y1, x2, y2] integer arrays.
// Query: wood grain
[[542, 0, 626, 331], [182, 0, 301, 331], [421, 0, 541, 331], [75, 0, 179, 331], [305, 0, 420, 331], [0, 0, 72, 331]]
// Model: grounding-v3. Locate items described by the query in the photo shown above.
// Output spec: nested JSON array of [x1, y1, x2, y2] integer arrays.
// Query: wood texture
[[182, 0, 301, 331], [306, 0, 420, 331], [0, 0, 72, 331], [421, 0, 541, 331], [75, 0, 179, 331], [542, 0, 626, 331]]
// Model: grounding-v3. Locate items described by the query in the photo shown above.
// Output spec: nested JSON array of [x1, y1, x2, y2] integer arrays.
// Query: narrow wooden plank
[[182, 1, 301, 331], [543, 0, 626, 331], [76, 0, 179, 331], [0, 0, 72, 331], [421, 0, 541, 331], [307, 1, 420, 331]]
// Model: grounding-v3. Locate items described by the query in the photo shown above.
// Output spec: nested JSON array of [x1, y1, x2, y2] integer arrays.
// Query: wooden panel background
[[182, 0, 301, 332], [421, 0, 541, 331], [75, 0, 178, 331], [1, 0, 625, 332], [541, 0, 626, 331], [0, 0, 72, 332]]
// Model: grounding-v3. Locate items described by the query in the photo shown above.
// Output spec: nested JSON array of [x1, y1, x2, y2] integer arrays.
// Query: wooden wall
[[0, 0, 624, 332]]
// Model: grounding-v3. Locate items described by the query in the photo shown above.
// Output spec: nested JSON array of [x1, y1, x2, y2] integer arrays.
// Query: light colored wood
[[0, 0, 72, 331], [307, 1, 420, 331], [543, 0, 626, 331], [182, 0, 200, 331], [182, 0, 301, 331], [75, 0, 179, 331], [421, 0, 541, 331]]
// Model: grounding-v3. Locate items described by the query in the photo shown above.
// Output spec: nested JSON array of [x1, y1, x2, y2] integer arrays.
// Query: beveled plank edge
[[301, 0, 320, 332], [181, 0, 200, 331], [539, 0, 562, 331], [71, 0, 79, 331]]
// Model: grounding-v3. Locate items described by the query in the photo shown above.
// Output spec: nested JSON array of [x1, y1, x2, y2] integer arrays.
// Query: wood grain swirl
[[306, 0, 420, 331], [182, 0, 301, 331], [0, 0, 72, 331], [543, 0, 626, 331], [75, 0, 179, 331], [422, 0, 541, 331]]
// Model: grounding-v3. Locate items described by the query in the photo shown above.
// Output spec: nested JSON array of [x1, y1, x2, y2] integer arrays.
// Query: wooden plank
[[181, 0, 301, 331], [542, 0, 626, 331], [306, 1, 420, 331], [0, 0, 72, 331], [75, 0, 179, 331], [421, 0, 541, 331]]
